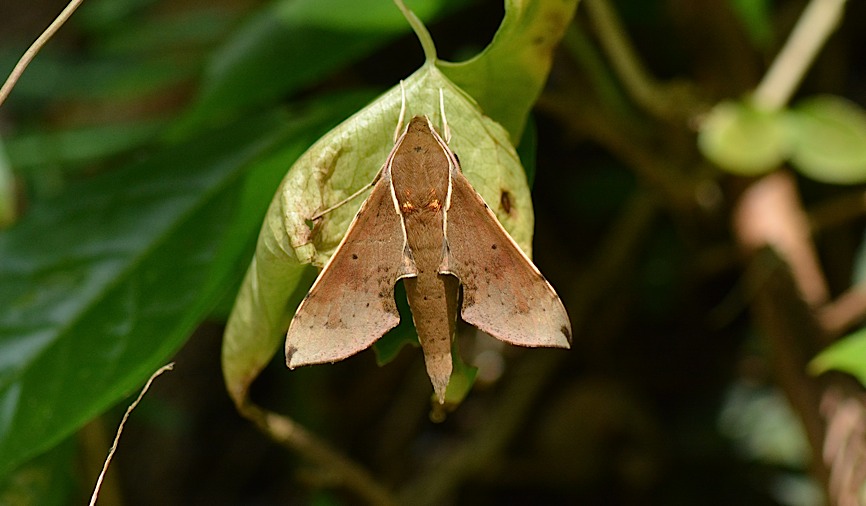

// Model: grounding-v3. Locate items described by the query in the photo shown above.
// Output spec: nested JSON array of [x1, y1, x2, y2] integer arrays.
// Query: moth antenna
[[439, 88, 451, 143], [395, 80, 407, 142], [311, 180, 376, 221]]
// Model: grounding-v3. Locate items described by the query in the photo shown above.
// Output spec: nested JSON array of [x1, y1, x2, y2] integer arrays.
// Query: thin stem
[[0, 0, 85, 107], [393, 0, 438, 63], [583, 0, 675, 120], [561, 24, 633, 119], [89, 362, 175, 506], [753, 0, 848, 111]]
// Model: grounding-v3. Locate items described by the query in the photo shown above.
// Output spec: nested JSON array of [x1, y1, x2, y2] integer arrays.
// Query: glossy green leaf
[[180, 0, 463, 131], [75, 0, 158, 33], [439, 0, 580, 142], [0, 51, 193, 103], [0, 97, 366, 477], [809, 327, 866, 386], [787, 96, 866, 184], [222, 64, 534, 405], [698, 100, 787, 176], [91, 9, 234, 55], [5, 120, 165, 173]]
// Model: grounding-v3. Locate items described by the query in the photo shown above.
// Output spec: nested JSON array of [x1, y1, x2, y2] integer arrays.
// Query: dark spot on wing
[[500, 190, 513, 214], [413, 146, 424, 153], [491, 244, 497, 250], [352, 253, 358, 260], [561, 325, 572, 342]]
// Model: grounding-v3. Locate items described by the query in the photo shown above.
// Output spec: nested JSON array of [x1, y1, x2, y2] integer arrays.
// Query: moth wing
[[443, 171, 571, 348], [286, 176, 413, 367]]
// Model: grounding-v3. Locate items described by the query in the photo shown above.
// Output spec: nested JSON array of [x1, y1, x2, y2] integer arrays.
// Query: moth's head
[[407, 115, 431, 133]]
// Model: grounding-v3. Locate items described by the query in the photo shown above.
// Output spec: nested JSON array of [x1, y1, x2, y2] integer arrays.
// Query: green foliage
[[8, 0, 866, 503], [810, 327, 866, 385], [699, 96, 866, 183], [0, 105, 358, 477], [178, 0, 464, 132], [0, 0, 457, 483], [698, 100, 787, 176], [0, 0, 579, 487]]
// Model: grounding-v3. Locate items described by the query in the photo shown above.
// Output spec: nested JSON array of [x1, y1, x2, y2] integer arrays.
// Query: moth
[[286, 94, 571, 402]]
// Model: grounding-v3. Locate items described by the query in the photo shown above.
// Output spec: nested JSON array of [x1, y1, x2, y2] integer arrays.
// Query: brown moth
[[286, 98, 571, 402]]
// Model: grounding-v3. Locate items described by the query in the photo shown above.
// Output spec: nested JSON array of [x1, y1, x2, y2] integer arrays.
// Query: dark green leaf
[[179, 0, 464, 131], [0, 92, 369, 476], [6, 120, 166, 173]]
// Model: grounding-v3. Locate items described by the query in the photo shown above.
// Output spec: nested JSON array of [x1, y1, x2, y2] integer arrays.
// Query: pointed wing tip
[[285, 344, 299, 368], [560, 323, 572, 348], [285, 341, 325, 369]]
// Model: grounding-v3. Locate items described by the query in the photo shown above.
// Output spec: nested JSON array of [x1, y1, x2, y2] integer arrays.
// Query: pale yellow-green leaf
[[439, 0, 580, 143], [698, 100, 788, 176], [222, 64, 533, 406], [809, 327, 866, 387], [286, 65, 534, 266], [787, 95, 866, 184]]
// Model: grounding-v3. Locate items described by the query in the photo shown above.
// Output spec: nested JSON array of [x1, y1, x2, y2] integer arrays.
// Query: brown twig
[[238, 401, 397, 506], [734, 172, 829, 308], [822, 387, 866, 506], [733, 173, 830, 489], [818, 286, 866, 340], [808, 190, 866, 233], [536, 93, 696, 213], [582, 0, 690, 121]]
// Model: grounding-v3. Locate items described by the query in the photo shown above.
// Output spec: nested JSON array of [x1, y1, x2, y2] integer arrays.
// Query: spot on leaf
[[500, 190, 513, 214]]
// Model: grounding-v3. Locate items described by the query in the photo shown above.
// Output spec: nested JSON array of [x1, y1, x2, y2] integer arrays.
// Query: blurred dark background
[[3, 0, 866, 504]]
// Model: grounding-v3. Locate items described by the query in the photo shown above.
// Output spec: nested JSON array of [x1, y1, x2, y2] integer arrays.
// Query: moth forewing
[[285, 131, 417, 369], [428, 121, 572, 350]]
